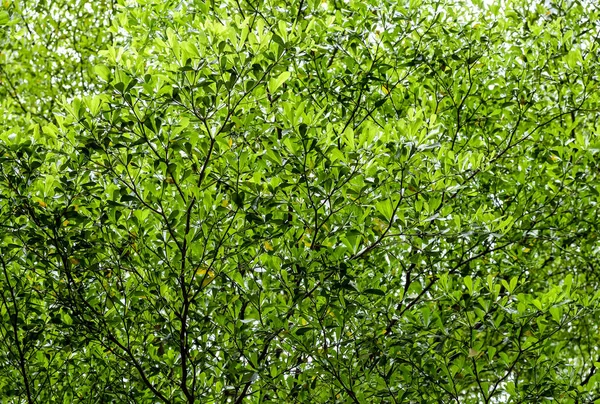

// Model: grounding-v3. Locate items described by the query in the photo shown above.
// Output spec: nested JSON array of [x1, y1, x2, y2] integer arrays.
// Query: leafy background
[[1, 0, 600, 402]]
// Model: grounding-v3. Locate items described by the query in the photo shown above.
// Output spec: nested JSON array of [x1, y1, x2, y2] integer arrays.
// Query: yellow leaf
[[382, 85, 390, 95], [372, 218, 386, 234], [69, 257, 80, 265], [228, 138, 233, 147], [221, 199, 229, 208], [264, 241, 273, 251], [523, 248, 530, 253], [202, 276, 214, 287], [63, 220, 69, 226], [37, 200, 47, 208], [195, 267, 213, 276], [196, 267, 215, 287]]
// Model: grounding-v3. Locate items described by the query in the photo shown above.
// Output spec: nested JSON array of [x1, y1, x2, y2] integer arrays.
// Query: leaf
[[374, 98, 387, 108], [62, 313, 73, 326], [269, 71, 291, 93], [295, 327, 313, 336], [343, 127, 355, 149], [488, 346, 496, 361], [363, 288, 385, 296], [464, 276, 473, 294], [509, 277, 518, 294], [232, 192, 245, 208], [549, 306, 561, 322], [0, 11, 9, 26], [194, 266, 215, 287], [375, 199, 394, 220], [94, 64, 111, 81]]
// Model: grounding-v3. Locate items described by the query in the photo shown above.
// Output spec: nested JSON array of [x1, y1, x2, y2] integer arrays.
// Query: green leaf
[[268, 71, 291, 93], [295, 327, 313, 336], [232, 192, 245, 208], [464, 276, 473, 294], [94, 64, 111, 81], [363, 288, 385, 296], [0, 11, 10, 26]]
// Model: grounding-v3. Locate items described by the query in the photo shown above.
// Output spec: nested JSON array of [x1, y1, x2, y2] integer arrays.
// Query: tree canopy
[[2, 0, 600, 402]]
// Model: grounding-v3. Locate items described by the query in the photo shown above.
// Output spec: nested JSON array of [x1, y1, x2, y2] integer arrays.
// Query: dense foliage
[[2, 0, 600, 402]]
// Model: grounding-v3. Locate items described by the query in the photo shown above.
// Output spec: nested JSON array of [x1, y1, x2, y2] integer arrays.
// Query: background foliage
[[2, 0, 600, 402]]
